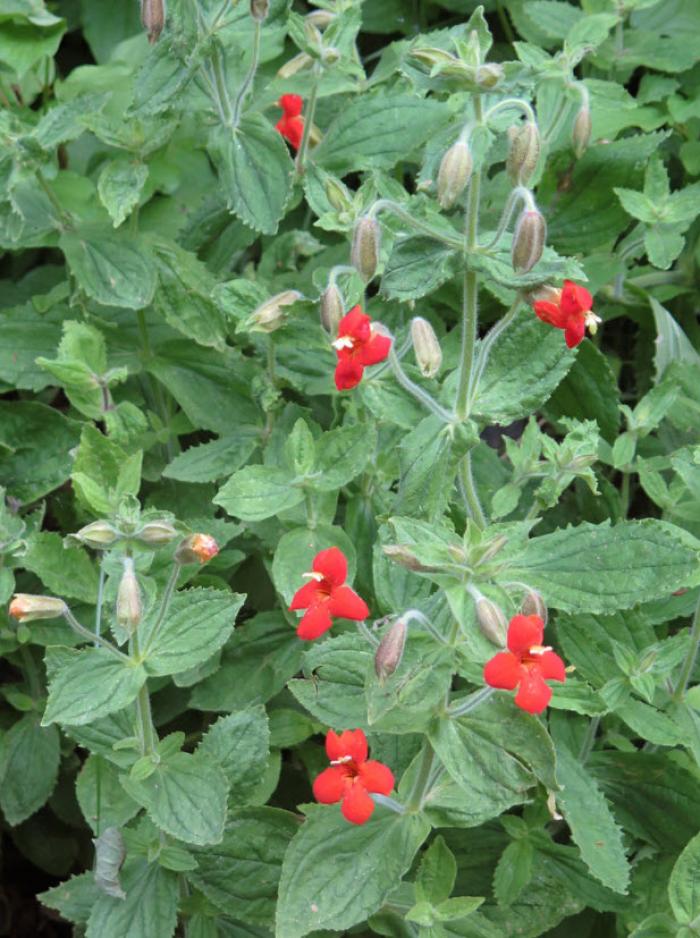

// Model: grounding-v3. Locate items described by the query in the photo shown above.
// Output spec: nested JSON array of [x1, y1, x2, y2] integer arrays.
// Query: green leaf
[[381, 237, 457, 301], [0, 303, 62, 391], [276, 805, 430, 938], [314, 423, 377, 491], [23, 531, 99, 604], [493, 840, 534, 907], [0, 715, 60, 826], [97, 157, 148, 228], [545, 340, 620, 443], [288, 633, 370, 729], [121, 750, 228, 846], [42, 649, 146, 727], [556, 745, 629, 894], [394, 416, 465, 522], [416, 836, 457, 905], [141, 588, 244, 677], [644, 224, 685, 270], [668, 831, 700, 925], [86, 859, 179, 938], [314, 94, 450, 174], [76, 755, 140, 834], [272, 525, 357, 604], [71, 424, 142, 516], [211, 116, 293, 235], [39, 872, 99, 925], [0, 14, 65, 77], [189, 808, 299, 925], [198, 707, 270, 805], [163, 431, 259, 484], [614, 187, 657, 223], [60, 228, 157, 310], [649, 297, 700, 383], [214, 466, 303, 521], [505, 520, 700, 613]]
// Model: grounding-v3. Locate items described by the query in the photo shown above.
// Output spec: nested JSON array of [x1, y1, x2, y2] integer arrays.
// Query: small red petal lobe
[[326, 728, 368, 764], [313, 765, 345, 804], [328, 584, 369, 621], [507, 615, 544, 656], [514, 668, 552, 714], [338, 306, 370, 341], [335, 358, 365, 390], [313, 547, 347, 587], [564, 315, 586, 349], [484, 651, 522, 690], [279, 94, 303, 117], [560, 281, 592, 317], [289, 580, 319, 611], [341, 783, 375, 824], [359, 332, 392, 367], [533, 300, 567, 329], [539, 650, 566, 682], [296, 604, 333, 640], [359, 760, 394, 795], [276, 116, 304, 150]]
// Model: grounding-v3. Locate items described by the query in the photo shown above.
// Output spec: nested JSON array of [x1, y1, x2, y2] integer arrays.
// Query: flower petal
[[279, 93, 303, 117], [533, 300, 567, 329], [296, 604, 333, 640], [564, 314, 586, 349], [359, 332, 392, 367], [483, 651, 521, 690], [328, 584, 369, 621], [514, 668, 552, 714], [507, 615, 544, 655], [338, 306, 370, 341], [341, 782, 375, 824], [312, 765, 345, 804], [326, 728, 368, 764], [289, 580, 320, 611], [539, 650, 566, 682], [335, 358, 364, 391], [560, 281, 592, 317], [313, 547, 347, 588], [359, 760, 394, 795]]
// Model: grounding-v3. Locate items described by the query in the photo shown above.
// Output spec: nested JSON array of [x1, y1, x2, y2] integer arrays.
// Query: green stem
[[370, 200, 464, 250], [19, 645, 41, 701], [578, 715, 600, 764], [672, 592, 700, 703], [63, 608, 129, 660], [620, 470, 631, 519], [483, 97, 535, 125], [458, 451, 487, 529], [295, 61, 321, 176], [356, 620, 379, 647], [407, 741, 435, 811], [211, 41, 234, 126], [231, 18, 262, 128], [469, 295, 522, 410], [142, 563, 181, 658], [448, 685, 495, 717], [36, 169, 71, 228], [388, 347, 453, 422], [131, 631, 158, 756]]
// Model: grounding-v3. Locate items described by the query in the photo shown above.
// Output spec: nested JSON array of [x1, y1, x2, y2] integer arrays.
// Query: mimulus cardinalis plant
[[289, 547, 369, 639], [312, 729, 395, 824]]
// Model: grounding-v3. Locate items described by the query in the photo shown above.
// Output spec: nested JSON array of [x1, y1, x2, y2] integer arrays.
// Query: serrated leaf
[[649, 297, 700, 383], [381, 237, 457, 301], [314, 423, 376, 491], [23, 531, 98, 603], [60, 228, 157, 310], [416, 835, 457, 905], [163, 432, 259, 483], [288, 633, 371, 730], [43, 649, 146, 727], [494, 840, 533, 907], [668, 830, 700, 925], [39, 872, 99, 925], [76, 755, 140, 834], [214, 465, 303, 521], [198, 707, 270, 805], [86, 859, 179, 938], [0, 715, 60, 826], [98, 158, 148, 228]]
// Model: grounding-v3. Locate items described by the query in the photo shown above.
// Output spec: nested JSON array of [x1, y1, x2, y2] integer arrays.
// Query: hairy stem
[[231, 18, 262, 127], [448, 685, 495, 717], [458, 451, 487, 529], [142, 563, 181, 658], [388, 347, 454, 422], [63, 608, 129, 660], [407, 741, 435, 811], [295, 61, 321, 176]]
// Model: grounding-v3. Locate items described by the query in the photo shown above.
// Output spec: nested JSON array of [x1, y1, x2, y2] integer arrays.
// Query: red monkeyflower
[[289, 547, 369, 640], [532, 281, 601, 349], [483, 614, 566, 714], [275, 94, 304, 150], [313, 729, 395, 824], [332, 306, 392, 391]]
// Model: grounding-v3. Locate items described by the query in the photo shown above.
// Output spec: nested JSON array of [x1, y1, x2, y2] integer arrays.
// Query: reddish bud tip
[[9, 594, 67, 623], [176, 534, 220, 565], [374, 618, 407, 681]]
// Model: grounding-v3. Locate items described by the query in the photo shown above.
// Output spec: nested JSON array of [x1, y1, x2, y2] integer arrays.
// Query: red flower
[[289, 547, 369, 640], [275, 94, 304, 150], [483, 614, 566, 714], [313, 729, 395, 824], [532, 281, 601, 349], [332, 306, 392, 391]]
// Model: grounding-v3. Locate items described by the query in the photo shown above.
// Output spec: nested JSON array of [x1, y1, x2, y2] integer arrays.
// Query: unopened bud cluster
[[72, 518, 178, 550]]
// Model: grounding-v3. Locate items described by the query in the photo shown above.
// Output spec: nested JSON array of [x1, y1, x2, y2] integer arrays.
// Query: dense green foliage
[[1, 0, 700, 936]]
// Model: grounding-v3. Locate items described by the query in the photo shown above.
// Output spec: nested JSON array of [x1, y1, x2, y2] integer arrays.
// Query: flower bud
[[375, 618, 407, 681], [475, 597, 508, 646], [506, 122, 540, 185], [304, 20, 323, 51], [475, 63, 503, 89], [141, 0, 165, 44], [74, 520, 121, 549], [116, 559, 141, 634], [437, 140, 473, 210], [521, 589, 548, 625], [410, 317, 442, 378], [320, 284, 344, 335], [324, 176, 353, 213], [278, 53, 313, 79], [250, 0, 269, 22], [9, 594, 66, 623], [322, 46, 341, 65], [175, 533, 220, 565], [382, 545, 436, 573], [305, 9, 335, 28], [572, 106, 592, 158], [350, 216, 380, 282], [136, 520, 179, 546], [512, 209, 546, 273], [247, 290, 302, 333]]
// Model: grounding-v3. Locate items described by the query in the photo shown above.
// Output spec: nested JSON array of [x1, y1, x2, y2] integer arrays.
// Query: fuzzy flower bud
[[351, 216, 380, 282], [382, 545, 436, 573], [475, 63, 503, 89], [137, 520, 179, 546], [437, 140, 473, 210], [521, 590, 548, 625], [247, 290, 302, 333], [116, 558, 141, 634], [141, 0, 165, 44], [506, 122, 540, 185], [410, 317, 442, 378], [572, 105, 592, 159], [324, 176, 353, 213], [74, 520, 121, 549], [475, 597, 508, 646], [512, 208, 546, 273], [9, 594, 66, 623], [305, 9, 335, 28], [375, 618, 407, 681], [320, 284, 344, 335], [277, 53, 313, 79], [250, 0, 269, 22], [176, 533, 220, 565]]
